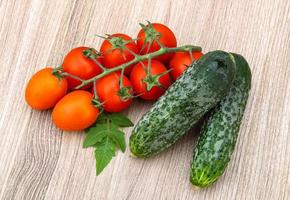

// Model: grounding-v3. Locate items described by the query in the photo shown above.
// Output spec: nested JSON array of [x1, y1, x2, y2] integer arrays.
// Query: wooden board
[[0, 0, 289, 199]]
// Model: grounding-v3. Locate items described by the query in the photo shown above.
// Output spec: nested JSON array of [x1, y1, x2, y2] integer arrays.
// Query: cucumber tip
[[192, 185, 201, 191], [129, 152, 137, 158]]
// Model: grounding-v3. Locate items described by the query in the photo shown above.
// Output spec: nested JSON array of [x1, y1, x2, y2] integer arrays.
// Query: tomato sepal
[[117, 86, 134, 102], [52, 66, 64, 80], [142, 69, 172, 92], [107, 35, 135, 51], [82, 48, 100, 59]]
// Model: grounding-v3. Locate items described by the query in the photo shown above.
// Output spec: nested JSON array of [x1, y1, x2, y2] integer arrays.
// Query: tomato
[[100, 33, 138, 74], [169, 51, 203, 81], [137, 23, 177, 63], [63, 47, 103, 90], [52, 90, 99, 131], [130, 60, 171, 100], [25, 68, 68, 110], [94, 72, 133, 112]]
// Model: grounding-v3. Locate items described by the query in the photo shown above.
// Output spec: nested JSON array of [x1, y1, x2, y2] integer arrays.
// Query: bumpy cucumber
[[190, 53, 251, 188], [129, 51, 236, 157]]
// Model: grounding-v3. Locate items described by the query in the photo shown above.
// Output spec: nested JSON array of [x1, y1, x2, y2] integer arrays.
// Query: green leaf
[[108, 129, 126, 152], [95, 138, 116, 175], [83, 124, 108, 148], [107, 113, 134, 127], [82, 112, 131, 176]]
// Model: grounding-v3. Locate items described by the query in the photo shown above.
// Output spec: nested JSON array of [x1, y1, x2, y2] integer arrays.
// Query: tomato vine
[[53, 22, 202, 106]]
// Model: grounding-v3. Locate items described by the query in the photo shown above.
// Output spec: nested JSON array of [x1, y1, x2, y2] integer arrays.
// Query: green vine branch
[[74, 44, 201, 90]]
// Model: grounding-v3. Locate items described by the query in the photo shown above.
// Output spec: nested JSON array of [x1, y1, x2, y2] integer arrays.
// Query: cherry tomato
[[137, 23, 177, 63], [63, 47, 103, 90], [25, 68, 68, 110], [52, 90, 99, 131], [130, 60, 171, 100], [94, 72, 133, 112], [169, 51, 203, 81], [100, 33, 138, 74]]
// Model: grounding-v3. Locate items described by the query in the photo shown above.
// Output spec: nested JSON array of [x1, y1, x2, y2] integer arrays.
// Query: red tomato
[[137, 23, 177, 63], [169, 51, 203, 81], [130, 60, 171, 100], [95, 72, 133, 112], [63, 47, 103, 90], [100, 33, 138, 74], [52, 90, 99, 131], [25, 67, 68, 110]]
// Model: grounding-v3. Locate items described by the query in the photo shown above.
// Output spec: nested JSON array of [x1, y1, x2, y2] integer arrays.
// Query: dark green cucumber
[[190, 53, 251, 188], [129, 51, 236, 157]]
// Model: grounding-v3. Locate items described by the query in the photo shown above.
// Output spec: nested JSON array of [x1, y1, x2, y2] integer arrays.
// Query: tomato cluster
[[25, 22, 203, 131]]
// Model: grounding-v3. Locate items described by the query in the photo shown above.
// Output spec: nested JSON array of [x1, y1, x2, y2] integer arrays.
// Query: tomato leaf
[[83, 124, 108, 148], [95, 138, 116, 175], [83, 112, 133, 175], [107, 113, 134, 127], [107, 129, 126, 152]]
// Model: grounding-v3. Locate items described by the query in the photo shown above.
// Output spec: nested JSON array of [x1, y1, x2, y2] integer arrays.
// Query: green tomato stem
[[61, 72, 84, 82], [90, 56, 107, 71], [119, 67, 125, 88], [93, 80, 98, 99]]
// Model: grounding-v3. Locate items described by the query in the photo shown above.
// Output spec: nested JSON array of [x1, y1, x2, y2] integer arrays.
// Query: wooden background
[[0, 0, 289, 199]]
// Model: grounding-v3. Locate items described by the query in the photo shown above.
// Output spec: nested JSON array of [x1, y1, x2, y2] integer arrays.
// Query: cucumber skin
[[129, 51, 236, 158], [190, 53, 252, 188]]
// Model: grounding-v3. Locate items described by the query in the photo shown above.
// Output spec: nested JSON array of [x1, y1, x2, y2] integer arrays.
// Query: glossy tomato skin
[[25, 68, 68, 110], [95, 72, 133, 112], [63, 47, 102, 90], [137, 23, 177, 63], [130, 60, 171, 100], [52, 90, 99, 131], [100, 33, 138, 74], [169, 51, 203, 81]]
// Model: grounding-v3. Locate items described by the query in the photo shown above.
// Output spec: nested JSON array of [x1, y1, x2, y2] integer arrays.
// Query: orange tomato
[[25, 67, 68, 110], [52, 90, 99, 131]]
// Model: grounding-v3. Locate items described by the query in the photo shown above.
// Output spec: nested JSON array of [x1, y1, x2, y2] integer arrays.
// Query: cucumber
[[129, 51, 236, 157], [190, 53, 251, 188]]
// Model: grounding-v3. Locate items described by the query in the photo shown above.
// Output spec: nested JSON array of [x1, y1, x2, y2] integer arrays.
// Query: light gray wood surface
[[0, 0, 289, 199]]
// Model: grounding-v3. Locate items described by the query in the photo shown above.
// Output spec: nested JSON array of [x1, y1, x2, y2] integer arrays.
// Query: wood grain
[[0, 0, 290, 199]]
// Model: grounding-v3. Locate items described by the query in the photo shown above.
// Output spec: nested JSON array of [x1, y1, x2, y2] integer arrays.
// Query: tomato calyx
[[52, 66, 65, 80], [82, 48, 100, 59], [142, 69, 170, 91], [139, 22, 162, 53], [108, 35, 134, 51], [117, 86, 133, 101], [142, 74, 161, 91]]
